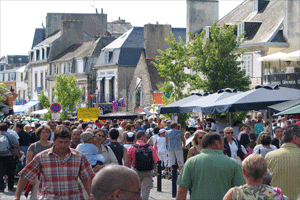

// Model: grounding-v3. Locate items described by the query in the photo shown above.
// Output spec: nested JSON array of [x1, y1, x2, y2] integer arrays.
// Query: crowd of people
[[0, 113, 299, 200]]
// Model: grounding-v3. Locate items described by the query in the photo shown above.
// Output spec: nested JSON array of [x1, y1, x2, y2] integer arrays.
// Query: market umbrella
[[179, 88, 241, 114], [158, 92, 210, 114], [268, 99, 300, 113], [201, 85, 300, 114], [257, 52, 288, 71], [98, 111, 138, 120], [273, 104, 300, 116], [282, 50, 300, 61]]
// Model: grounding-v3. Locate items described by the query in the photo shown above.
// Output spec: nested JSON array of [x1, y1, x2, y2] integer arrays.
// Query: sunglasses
[[98, 135, 105, 138], [227, 132, 234, 134], [195, 137, 203, 139]]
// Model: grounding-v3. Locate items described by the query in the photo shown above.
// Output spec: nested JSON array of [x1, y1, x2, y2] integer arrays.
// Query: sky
[[0, 0, 243, 57]]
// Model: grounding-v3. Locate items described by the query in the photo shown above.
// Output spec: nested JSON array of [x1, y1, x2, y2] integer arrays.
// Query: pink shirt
[[127, 139, 159, 168]]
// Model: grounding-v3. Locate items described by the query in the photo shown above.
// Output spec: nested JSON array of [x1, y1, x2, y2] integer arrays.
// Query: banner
[[77, 108, 100, 122]]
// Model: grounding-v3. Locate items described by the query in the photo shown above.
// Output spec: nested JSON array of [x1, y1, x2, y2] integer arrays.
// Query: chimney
[[283, 0, 300, 47], [101, 8, 103, 14], [61, 19, 84, 44], [186, 0, 219, 42], [144, 23, 172, 59]]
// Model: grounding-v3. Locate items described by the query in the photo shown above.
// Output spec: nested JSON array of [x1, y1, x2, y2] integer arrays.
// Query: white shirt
[[253, 144, 277, 153], [211, 122, 229, 133], [7, 128, 19, 140], [156, 137, 167, 154], [228, 140, 238, 158], [117, 127, 125, 142]]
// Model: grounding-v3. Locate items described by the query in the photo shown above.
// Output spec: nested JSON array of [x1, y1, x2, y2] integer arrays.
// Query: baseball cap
[[159, 129, 166, 134], [80, 131, 97, 142]]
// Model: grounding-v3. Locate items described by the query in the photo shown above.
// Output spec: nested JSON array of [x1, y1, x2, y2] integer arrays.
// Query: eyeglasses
[[98, 135, 105, 138], [227, 132, 234, 134], [119, 189, 141, 196], [195, 137, 203, 139]]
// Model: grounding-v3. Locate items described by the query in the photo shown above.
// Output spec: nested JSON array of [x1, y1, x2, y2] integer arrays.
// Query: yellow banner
[[77, 108, 100, 122]]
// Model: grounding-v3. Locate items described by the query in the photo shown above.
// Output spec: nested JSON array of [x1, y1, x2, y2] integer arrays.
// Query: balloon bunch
[[112, 98, 126, 110]]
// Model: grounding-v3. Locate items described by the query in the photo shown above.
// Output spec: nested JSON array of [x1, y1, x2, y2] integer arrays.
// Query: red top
[[127, 139, 159, 168]]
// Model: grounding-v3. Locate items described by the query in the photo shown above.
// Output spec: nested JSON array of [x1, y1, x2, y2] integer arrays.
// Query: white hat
[[159, 129, 166, 134]]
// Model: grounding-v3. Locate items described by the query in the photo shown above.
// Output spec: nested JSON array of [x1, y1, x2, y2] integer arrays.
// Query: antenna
[[91, 0, 95, 12]]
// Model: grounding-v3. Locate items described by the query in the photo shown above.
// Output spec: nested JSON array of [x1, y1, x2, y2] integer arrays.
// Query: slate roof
[[96, 26, 186, 67], [218, 0, 287, 46], [107, 21, 132, 36], [6, 55, 29, 65], [31, 28, 46, 49], [35, 31, 61, 47], [145, 58, 165, 91], [52, 41, 95, 61]]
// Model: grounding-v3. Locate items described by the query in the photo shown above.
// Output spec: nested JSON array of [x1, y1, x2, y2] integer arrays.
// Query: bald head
[[92, 165, 141, 200]]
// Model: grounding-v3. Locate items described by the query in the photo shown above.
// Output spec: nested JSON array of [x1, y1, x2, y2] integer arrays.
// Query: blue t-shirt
[[135, 127, 145, 132], [166, 129, 183, 151], [255, 123, 264, 135], [76, 143, 99, 166]]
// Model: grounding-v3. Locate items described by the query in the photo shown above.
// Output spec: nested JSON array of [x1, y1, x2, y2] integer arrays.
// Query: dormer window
[[205, 26, 210, 39], [237, 22, 245, 38], [36, 49, 40, 61], [253, 0, 258, 13], [105, 51, 113, 64], [46, 47, 50, 59], [42, 48, 45, 60]]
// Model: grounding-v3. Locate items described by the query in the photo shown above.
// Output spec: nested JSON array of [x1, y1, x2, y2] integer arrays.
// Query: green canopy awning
[[273, 104, 300, 116]]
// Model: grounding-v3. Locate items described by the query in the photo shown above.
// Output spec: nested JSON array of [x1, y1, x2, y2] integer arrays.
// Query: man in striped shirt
[[14, 127, 95, 200], [265, 124, 300, 200]]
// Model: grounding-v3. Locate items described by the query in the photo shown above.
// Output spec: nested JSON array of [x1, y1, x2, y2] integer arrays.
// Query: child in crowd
[[155, 129, 169, 177], [76, 131, 105, 168], [247, 141, 256, 155]]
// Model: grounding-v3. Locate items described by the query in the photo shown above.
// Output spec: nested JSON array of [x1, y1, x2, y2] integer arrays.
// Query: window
[[56, 64, 59, 74], [105, 51, 113, 64], [35, 73, 38, 90], [205, 26, 210, 39], [30, 51, 34, 61], [0, 74, 3, 81], [243, 55, 252, 77], [21, 73, 23, 81], [42, 48, 45, 60], [45, 71, 48, 89], [238, 23, 244, 38], [4, 73, 8, 81], [46, 47, 50, 58], [10, 73, 14, 81], [40, 72, 43, 89], [36, 50, 40, 61], [253, 0, 258, 13]]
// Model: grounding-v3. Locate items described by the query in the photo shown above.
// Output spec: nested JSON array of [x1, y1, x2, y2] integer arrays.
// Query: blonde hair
[[24, 125, 31, 130], [192, 130, 206, 146], [242, 154, 267, 182], [223, 127, 234, 135]]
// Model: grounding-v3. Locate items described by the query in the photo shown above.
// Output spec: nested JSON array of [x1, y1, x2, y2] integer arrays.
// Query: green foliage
[[152, 32, 191, 101], [53, 74, 84, 121], [188, 22, 251, 93], [152, 32, 192, 126], [38, 90, 51, 109], [43, 110, 52, 121]]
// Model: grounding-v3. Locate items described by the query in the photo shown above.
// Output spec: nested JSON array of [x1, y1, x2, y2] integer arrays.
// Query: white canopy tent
[[282, 50, 300, 61], [257, 52, 288, 71], [31, 109, 48, 115]]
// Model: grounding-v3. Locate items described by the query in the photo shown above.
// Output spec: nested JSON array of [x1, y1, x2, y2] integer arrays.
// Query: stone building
[[128, 53, 165, 113], [94, 24, 185, 114]]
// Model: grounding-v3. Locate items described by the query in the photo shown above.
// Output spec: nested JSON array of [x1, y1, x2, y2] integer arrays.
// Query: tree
[[53, 74, 84, 120], [188, 22, 251, 123], [188, 22, 251, 93], [38, 90, 51, 109], [152, 32, 191, 127]]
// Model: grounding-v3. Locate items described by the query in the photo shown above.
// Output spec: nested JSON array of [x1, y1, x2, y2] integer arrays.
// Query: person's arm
[[26, 150, 34, 165], [123, 147, 129, 167], [223, 188, 234, 200], [120, 132, 126, 145], [176, 186, 188, 200], [147, 136, 153, 145], [186, 147, 194, 160], [181, 132, 185, 148], [13, 176, 29, 200], [82, 178, 94, 200]]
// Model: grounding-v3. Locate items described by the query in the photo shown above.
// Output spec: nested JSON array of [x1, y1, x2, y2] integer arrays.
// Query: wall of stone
[[284, 0, 300, 48], [127, 53, 153, 112], [186, 0, 219, 42], [144, 24, 171, 59], [46, 13, 107, 38]]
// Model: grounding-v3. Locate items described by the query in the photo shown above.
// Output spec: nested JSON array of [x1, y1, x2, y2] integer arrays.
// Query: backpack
[[133, 144, 153, 171], [0, 133, 11, 154]]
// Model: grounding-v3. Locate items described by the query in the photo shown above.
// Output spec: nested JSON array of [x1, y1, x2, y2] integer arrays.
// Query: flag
[[88, 92, 92, 101]]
